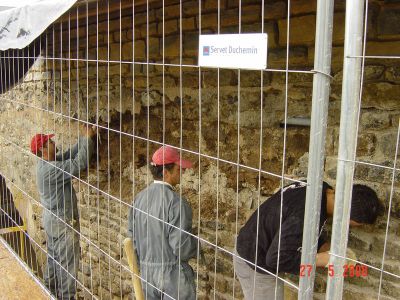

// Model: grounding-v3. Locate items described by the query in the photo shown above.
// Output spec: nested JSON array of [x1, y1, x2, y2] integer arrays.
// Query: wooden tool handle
[[123, 238, 145, 300]]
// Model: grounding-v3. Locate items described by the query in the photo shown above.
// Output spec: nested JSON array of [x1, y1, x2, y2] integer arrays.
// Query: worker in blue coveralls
[[127, 146, 198, 299], [31, 124, 95, 300]]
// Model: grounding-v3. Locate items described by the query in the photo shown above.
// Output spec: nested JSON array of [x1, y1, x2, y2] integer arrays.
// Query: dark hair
[[150, 163, 175, 180], [350, 184, 381, 224]]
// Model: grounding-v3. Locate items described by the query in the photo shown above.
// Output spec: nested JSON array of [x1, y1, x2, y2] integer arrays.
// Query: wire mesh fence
[[0, 0, 399, 299]]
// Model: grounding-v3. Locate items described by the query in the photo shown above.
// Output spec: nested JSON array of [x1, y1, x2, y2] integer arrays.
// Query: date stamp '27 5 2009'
[[300, 264, 369, 277]]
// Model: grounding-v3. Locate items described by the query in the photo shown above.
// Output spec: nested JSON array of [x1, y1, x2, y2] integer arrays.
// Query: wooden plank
[[0, 225, 26, 235], [0, 241, 48, 299]]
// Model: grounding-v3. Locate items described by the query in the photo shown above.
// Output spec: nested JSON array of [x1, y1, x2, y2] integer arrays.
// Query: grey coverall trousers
[[36, 137, 93, 299], [233, 251, 284, 300], [43, 217, 80, 300]]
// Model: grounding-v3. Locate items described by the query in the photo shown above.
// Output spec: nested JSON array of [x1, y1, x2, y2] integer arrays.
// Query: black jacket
[[236, 181, 331, 275]]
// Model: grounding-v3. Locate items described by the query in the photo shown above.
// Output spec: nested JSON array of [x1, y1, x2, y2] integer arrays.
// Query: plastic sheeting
[[0, 0, 78, 51]]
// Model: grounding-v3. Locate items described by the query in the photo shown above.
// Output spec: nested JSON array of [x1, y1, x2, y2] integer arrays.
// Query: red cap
[[30, 134, 54, 154], [152, 146, 193, 169]]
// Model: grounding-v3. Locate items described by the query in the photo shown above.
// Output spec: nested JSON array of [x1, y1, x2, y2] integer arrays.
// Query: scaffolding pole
[[297, 0, 335, 299], [326, 0, 366, 299]]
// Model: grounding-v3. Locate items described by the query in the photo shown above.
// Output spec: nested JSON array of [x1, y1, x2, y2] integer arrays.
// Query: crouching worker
[[127, 146, 198, 299], [234, 181, 381, 300], [31, 123, 96, 300]]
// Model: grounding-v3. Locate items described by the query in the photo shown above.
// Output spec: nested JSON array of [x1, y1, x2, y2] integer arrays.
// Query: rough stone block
[[364, 65, 386, 81], [139, 22, 158, 37], [207, 273, 228, 293], [264, 2, 286, 20], [390, 114, 400, 129], [378, 7, 400, 36], [349, 228, 373, 252], [134, 40, 146, 60], [158, 19, 178, 35], [156, 4, 181, 20], [372, 233, 400, 260], [164, 35, 180, 58], [376, 131, 398, 158], [362, 2, 380, 40], [220, 9, 239, 27], [356, 133, 376, 157], [366, 41, 400, 57], [290, 0, 317, 15], [363, 83, 400, 110], [332, 13, 345, 45], [109, 43, 121, 61], [286, 132, 310, 156], [360, 111, 391, 130], [183, 1, 198, 16], [333, 65, 385, 84], [121, 42, 133, 61], [201, 13, 218, 30], [135, 10, 156, 25], [389, 189, 400, 217], [204, 0, 226, 11], [183, 33, 198, 57], [33, 72, 51, 81], [86, 46, 108, 61], [242, 5, 262, 24], [278, 15, 315, 46], [354, 163, 370, 181], [367, 163, 393, 184], [221, 5, 261, 28], [217, 230, 235, 248], [148, 37, 160, 58], [268, 47, 308, 69], [96, 17, 131, 35], [112, 30, 125, 44], [385, 66, 400, 83], [108, 63, 125, 77], [88, 34, 102, 47], [182, 17, 197, 31], [24, 72, 33, 82], [126, 28, 141, 41], [201, 69, 236, 87], [237, 70, 260, 87]]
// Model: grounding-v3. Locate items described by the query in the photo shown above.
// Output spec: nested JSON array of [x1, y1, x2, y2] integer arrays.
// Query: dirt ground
[[0, 241, 48, 300]]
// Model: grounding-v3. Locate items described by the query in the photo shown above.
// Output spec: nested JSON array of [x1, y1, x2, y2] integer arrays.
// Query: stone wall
[[0, 0, 400, 299]]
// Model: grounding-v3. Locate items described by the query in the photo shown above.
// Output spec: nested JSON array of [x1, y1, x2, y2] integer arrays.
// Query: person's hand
[[316, 251, 330, 267], [345, 248, 357, 266]]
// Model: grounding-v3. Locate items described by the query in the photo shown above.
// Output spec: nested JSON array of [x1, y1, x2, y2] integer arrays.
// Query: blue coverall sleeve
[[54, 137, 94, 179], [168, 198, 198, 262], [56, 139, 81, 161]]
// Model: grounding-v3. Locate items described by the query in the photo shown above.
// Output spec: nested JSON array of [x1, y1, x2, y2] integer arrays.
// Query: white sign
[[198, 33, 268, 70]]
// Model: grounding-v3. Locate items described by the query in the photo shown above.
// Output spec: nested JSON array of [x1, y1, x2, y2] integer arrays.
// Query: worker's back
[[36, 159, 78, 233], [132, 182, 197, 267], [236, 181, 330, 275]]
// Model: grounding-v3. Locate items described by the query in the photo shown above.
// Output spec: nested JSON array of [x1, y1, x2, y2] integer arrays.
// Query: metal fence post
[[298, 0, 335, 299], [326, 0, 366, 299]]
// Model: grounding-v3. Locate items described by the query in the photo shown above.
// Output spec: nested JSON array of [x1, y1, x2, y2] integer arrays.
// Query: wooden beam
[[0, 225, 26, 235]]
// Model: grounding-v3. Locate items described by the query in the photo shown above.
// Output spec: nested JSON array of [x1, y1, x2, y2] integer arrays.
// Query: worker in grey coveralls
[[127, 146, 198, 299], [31, 125, 95, 300]]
